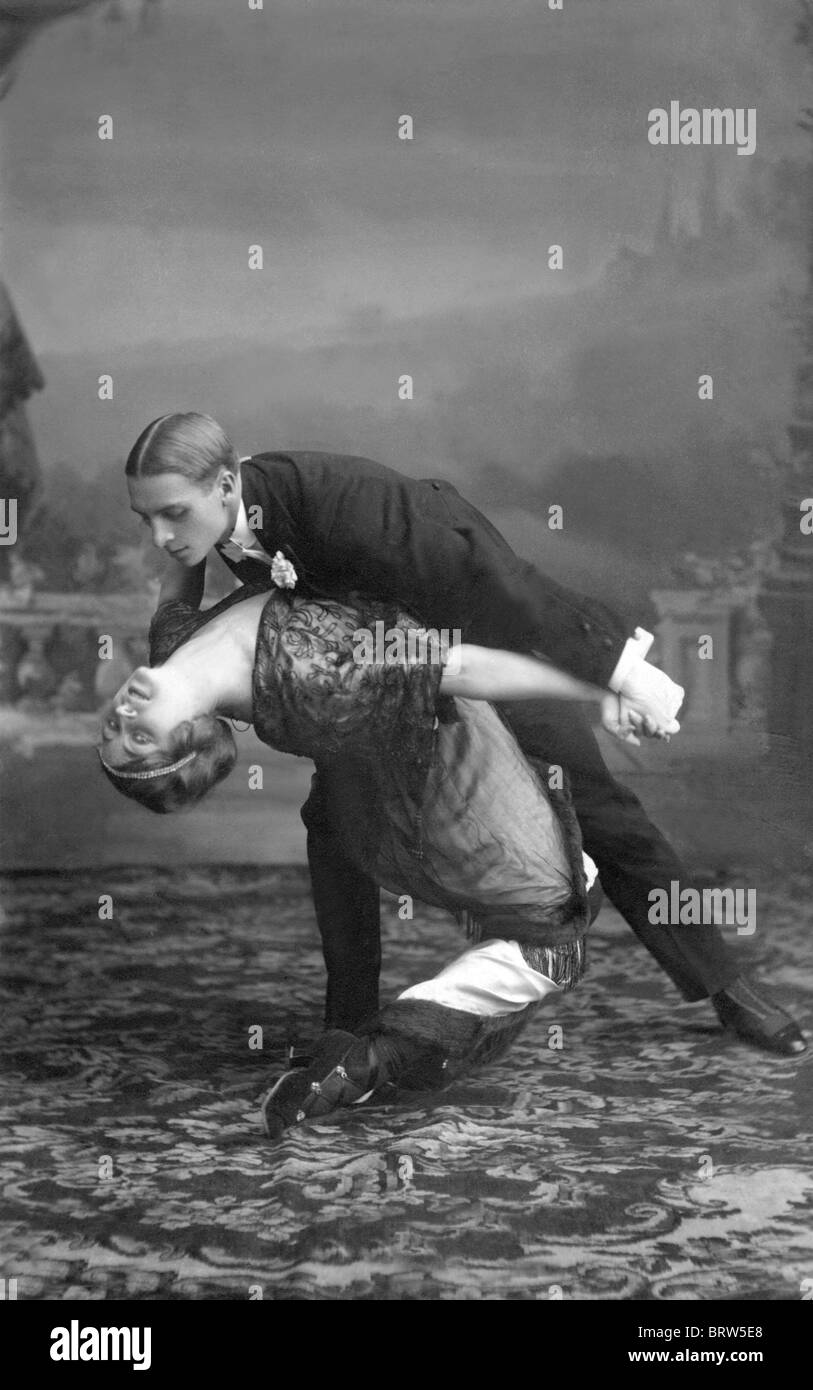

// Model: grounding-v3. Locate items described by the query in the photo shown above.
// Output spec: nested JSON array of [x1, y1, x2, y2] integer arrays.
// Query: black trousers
[[302, 701, 739, 1031], [499, 699, 738, 1003]]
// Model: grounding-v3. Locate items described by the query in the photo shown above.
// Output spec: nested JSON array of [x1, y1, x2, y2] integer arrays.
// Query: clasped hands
[[601, 655, 684, 748]]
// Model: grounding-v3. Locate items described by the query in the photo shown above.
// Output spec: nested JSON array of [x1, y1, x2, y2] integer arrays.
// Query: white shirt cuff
[[608, 626, 655, 693]]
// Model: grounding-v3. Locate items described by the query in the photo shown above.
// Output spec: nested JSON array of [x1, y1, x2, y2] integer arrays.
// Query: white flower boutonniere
[[270, 551, 298, 589]]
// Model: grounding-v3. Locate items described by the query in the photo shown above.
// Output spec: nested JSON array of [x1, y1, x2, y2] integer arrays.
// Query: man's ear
[[218, 464, 240, 501]]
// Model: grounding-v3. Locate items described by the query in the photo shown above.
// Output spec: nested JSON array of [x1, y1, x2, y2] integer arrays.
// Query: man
[[126, 411, 805, 1057]]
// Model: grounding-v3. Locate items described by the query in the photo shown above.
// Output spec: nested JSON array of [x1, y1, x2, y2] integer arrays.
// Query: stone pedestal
[[651, 590, 732, 736], [650, 586, 771, 758], [758, 497, 813, 764]]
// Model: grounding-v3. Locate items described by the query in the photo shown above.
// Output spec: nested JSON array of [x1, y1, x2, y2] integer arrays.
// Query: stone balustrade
[[0, 581, 774, 754], [0, 589, 153, 713]]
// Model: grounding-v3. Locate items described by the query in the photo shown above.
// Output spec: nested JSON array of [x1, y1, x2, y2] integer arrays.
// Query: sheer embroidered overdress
[[149, 584, 592, 988]]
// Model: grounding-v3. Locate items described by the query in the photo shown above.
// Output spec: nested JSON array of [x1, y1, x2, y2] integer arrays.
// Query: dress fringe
[[462, 911, 586, 992], [518, 935, 587, 993]]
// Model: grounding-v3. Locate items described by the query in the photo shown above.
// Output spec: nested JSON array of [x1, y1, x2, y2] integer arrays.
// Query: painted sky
[[2, 0, 806, 352], [0, 0, 808, 607]]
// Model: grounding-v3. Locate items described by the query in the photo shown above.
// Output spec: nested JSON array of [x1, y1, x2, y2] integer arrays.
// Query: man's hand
[[600, 690, 682, 746], [618, 658, 683, 730], [605, 627, 684, 744]]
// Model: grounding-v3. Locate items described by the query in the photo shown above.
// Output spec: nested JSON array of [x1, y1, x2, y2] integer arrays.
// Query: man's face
[[128, 469, 238, 567]]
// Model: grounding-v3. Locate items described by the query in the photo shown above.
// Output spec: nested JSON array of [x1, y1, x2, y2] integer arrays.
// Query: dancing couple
[[97, 413, 806, 1139]]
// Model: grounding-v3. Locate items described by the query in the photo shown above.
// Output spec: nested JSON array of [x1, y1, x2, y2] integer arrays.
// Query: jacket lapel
[[236, 457, 337, 600]]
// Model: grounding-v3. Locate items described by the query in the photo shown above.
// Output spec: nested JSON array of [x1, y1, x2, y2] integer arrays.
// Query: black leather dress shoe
[[712, 975, 807, 1056]]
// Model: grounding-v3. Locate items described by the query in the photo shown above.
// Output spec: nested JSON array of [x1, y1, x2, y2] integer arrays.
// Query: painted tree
[[0, 3, 105, 570], [0, 2, 162, 573], [758, 0, 813, 757]]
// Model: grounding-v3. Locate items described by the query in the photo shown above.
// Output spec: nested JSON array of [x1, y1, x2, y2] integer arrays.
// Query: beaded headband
[[97, 746, 197, 781]]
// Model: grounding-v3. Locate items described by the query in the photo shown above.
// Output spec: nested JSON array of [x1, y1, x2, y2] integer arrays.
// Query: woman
[[98, 579, 617, 1138]]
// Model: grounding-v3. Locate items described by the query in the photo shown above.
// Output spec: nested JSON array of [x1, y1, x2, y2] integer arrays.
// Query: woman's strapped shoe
[[260, 1001, 537, 1138], [260, 1030, 381, 1140], [260, 1023, 446, 1139]]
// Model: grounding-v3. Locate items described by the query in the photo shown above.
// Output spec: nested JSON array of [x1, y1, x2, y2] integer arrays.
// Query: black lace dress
[[150, 583, 592, 985]]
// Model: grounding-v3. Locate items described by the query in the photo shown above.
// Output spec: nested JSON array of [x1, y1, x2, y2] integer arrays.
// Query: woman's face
[[128, 469, 237, 567], [99, 666, 189, 769]]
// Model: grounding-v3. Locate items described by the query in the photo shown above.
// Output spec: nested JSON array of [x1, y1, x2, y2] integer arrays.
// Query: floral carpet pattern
[[0, 865, 811, 1301]]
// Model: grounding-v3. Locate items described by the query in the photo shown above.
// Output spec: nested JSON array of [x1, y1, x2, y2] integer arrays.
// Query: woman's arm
[[439, 644, 679, 744], [439, 644, 606, 703]]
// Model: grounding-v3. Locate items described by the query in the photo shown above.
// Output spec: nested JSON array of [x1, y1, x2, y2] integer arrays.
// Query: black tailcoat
[[218, 451, 630, 685]]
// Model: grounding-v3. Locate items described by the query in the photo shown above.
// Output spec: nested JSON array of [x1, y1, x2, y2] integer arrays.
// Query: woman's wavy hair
[[125, 412, 239, 485], [98, 714, 238, 814]]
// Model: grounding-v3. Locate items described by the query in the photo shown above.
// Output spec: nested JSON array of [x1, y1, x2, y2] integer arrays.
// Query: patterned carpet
[[0, 865, 811, 1301]]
